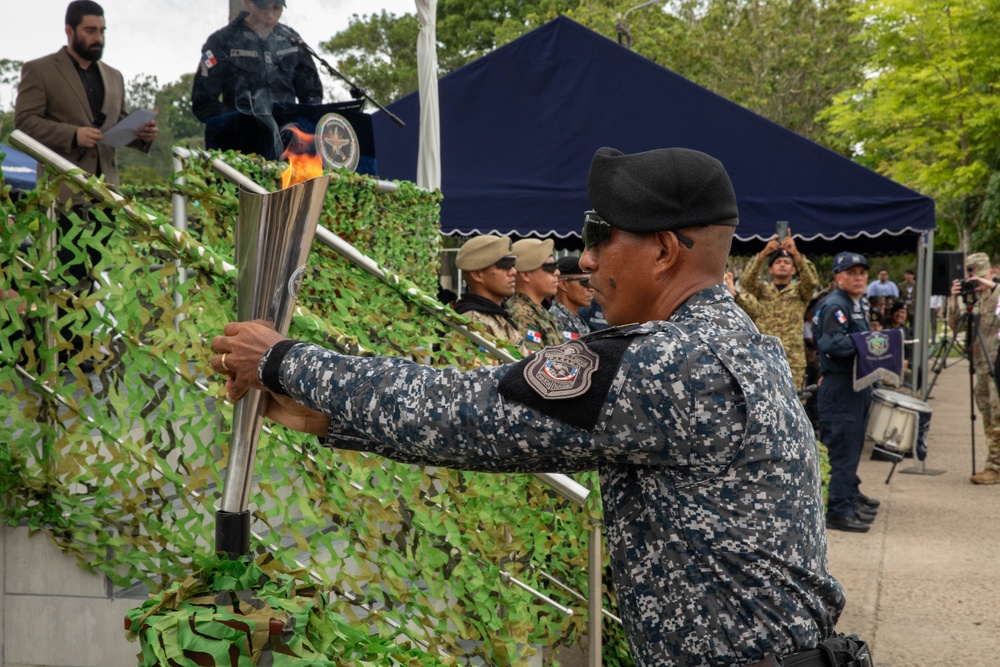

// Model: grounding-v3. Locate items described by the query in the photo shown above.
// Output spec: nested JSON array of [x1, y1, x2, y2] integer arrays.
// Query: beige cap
[[456, 235, 513, 271], [512, 239, 554, 272], [966, 252, 991, 277]]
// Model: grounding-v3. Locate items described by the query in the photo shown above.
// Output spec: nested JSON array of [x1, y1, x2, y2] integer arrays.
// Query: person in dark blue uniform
[[815, 252, 881, 532], [191, 0, 323, 123], [212, 147, 859, 666]]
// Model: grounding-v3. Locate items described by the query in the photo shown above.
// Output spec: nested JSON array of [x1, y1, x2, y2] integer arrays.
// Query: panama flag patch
[[562, 330, 579, 340], [835, 309, 848, 325], [526, 329, 542, 344], [202, 50, 217, 69]]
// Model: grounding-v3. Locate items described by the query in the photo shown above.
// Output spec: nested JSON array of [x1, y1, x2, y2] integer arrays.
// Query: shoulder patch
[[835, 309, 848, 324], [524, 340, 599, 399], [498, 332, 636, 431]]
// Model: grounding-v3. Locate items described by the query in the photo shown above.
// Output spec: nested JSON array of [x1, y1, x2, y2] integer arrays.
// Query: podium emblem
[[316, 113, 360, 172]]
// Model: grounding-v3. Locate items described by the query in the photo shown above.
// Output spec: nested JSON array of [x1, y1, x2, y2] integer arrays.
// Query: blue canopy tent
[[372, 16, 935, 255], [1, 142, 38, 193]]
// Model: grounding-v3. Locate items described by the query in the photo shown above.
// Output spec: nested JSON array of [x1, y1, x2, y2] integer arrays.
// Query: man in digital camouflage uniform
[[549, 254, 594, 341], [950, 252, 1000, 484], [213, 146, 849, 667], [740, 234, 819, 389], [452, 235, 529, 359], [506, 239, 563, 351]]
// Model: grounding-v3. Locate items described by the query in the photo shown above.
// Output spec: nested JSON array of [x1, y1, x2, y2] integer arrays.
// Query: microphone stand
[[290, 32, 405, 128]]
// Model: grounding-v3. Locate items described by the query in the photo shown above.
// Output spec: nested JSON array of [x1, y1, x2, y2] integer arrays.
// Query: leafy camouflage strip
[[126, 553, 445, 666], [0, 157, 617, 666]]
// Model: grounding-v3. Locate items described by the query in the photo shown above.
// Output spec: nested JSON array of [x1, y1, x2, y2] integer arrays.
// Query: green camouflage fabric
[[741, 252, 820, 388], [968, 286, 1000, 470], [506, 292, 564, 351], [733, 290, 763, 322], [126, 553, 443, 666], [465, 309, 530, 360]]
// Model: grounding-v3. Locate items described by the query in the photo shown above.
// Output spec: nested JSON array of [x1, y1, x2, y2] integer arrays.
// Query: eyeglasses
[[539, 261, 559, 274], [582, 210, 694, 249], [494, 255, 517, 270], [561, 277, 591, 287]]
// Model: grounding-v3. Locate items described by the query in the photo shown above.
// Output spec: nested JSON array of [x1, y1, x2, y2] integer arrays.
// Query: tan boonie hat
[[456, 235, 513, 271], [512, 239, 554, 272]]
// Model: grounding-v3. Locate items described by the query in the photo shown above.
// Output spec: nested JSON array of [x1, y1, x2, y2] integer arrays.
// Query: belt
[[745, 648, 828, 667]]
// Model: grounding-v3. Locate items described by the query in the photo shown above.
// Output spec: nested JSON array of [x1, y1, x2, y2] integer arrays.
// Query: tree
[[821, 0, 1000, 252], [0, 59, 23, 145]]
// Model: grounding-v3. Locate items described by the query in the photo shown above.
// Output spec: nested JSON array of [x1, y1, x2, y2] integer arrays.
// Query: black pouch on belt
[[816, 634, 873, 667]]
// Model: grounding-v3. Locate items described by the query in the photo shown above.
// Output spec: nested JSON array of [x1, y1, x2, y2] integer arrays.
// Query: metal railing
[[9, 129, 610, 665]]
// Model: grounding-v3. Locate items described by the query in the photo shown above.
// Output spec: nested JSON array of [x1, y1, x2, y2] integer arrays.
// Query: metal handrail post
[[171, 152, 189, 329], [588, 524, 603, 666]]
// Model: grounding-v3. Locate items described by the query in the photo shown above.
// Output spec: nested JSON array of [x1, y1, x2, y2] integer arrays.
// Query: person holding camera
[[738, 232, 819, 389], [950, 252, 1000, 484]]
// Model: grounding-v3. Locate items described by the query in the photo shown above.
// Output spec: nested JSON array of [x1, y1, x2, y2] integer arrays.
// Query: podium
[[204, 100, 378, 176]]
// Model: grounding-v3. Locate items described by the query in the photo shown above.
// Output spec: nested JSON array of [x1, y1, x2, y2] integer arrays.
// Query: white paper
[[99, 109, 157, 147]]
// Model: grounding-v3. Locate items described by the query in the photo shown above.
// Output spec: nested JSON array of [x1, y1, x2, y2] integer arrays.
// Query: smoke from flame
[[280, 125, 323, 189]]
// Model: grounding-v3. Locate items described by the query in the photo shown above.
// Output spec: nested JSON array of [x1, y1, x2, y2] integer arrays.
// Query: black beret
[[556, 255, 585, 275], [587, 147, 739, 233], [768, 248, 794, 266]]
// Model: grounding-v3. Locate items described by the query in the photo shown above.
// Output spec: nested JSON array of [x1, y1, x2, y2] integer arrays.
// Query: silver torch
[[216, 174, 331, 558]]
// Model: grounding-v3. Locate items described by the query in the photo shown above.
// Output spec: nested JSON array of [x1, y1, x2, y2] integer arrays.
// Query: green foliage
[[0, 158, 620, 666], [127, 552, 446, 666], [821, 0, 1000, 253]]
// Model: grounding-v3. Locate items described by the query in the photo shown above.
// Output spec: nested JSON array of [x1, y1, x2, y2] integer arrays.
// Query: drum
[[866, 389, 933, 460]]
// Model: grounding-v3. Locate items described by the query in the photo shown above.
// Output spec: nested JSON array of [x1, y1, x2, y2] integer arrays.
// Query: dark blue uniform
[[191, 13, 323, 122], [261, 286, 845, 666], [815, 287, 871, 520]]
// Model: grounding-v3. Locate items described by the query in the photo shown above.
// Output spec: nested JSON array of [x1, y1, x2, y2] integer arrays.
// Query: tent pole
[[916, 230, 935, 400]]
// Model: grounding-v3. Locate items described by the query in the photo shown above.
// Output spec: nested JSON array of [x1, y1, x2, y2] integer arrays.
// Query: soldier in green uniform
[[506, 239, 563, 350], [452, 235, 530, 360], [950, 252, 1000, 484], [740, 233, 819, 389]]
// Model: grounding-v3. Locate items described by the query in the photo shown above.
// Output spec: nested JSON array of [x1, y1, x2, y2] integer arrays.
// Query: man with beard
[[15, 1, 158, 196], [452, 235, 529, 360], [14, 1, 158, 367]]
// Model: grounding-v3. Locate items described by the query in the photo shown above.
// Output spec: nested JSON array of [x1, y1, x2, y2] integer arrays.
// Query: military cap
[[768, 248, 795, 266], [966, 252, 991, 277], [250, 0, 286, 6], [556, 255, 586, 276], [587, 147, 739, 233], [831, 252, 869, 273], [456, 235, 513, 271], [512, 239, 555, 272]]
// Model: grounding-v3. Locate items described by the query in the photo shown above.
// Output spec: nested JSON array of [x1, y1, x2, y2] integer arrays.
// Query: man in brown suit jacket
[[14, 0, 157, 197]]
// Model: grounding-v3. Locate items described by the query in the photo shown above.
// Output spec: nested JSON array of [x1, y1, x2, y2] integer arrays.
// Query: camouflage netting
[[0, 152, 632, 666]]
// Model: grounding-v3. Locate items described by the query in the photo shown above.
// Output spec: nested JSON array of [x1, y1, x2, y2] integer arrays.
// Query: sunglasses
[[561, 277, 591, 287], [539, 261, 559, 274], [494, 255, 517, 270], [582, 210, 694, 249]]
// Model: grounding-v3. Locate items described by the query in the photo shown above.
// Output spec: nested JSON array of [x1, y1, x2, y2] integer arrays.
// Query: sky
[[1, 0, 419, 107]]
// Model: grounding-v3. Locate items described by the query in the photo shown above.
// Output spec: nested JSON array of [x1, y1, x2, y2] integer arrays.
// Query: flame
[[280, 125, 323, 189]]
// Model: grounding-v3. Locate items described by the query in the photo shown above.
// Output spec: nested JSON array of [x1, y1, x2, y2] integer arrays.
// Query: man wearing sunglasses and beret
[[212, 146, 850, 667], [505, 238, 564, 351], [451, 234, 529, 360], [549, 254, 594, 341]]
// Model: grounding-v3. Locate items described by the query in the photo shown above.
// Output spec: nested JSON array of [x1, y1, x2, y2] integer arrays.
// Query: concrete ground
[[827, 358, 1000, 667]]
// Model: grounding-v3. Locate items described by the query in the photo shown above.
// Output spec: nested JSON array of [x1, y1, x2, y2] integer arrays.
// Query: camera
[[961, 278, 980, 301]]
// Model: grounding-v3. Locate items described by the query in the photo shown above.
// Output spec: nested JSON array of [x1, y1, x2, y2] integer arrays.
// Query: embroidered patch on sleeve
[[526, 329, 542, 344], [523, 340, 600, 399], [835, 309, 848, 325]]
